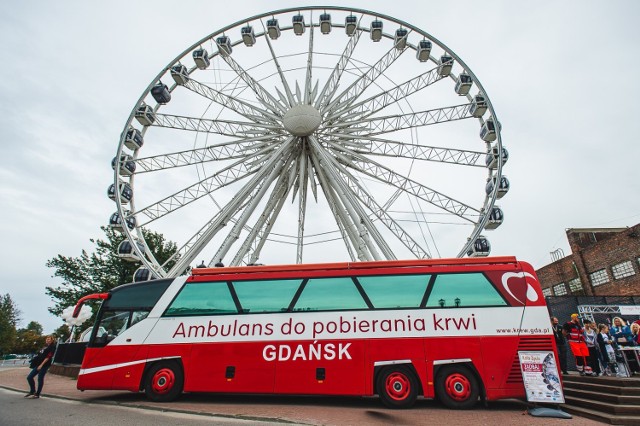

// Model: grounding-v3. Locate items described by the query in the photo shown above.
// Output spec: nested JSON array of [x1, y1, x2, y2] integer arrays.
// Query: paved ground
[[0, 367, 602, 425]]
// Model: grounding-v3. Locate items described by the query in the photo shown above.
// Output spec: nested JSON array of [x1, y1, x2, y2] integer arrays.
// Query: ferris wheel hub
[[282, 104, 321, 136]]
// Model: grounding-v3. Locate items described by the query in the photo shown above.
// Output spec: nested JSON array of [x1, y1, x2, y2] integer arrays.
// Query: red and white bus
[[72, 256, 556, 408]]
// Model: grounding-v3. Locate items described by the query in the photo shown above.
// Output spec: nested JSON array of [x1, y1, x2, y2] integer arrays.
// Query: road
[[0, 366, 601, 425], [0, 387, 278, 426]]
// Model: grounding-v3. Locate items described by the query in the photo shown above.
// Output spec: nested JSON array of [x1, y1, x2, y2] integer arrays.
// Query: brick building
[[536, 223, 640, 297]]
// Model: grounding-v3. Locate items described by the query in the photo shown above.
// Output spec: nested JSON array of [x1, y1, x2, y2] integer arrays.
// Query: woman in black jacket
[[25, 335, 56, 398]]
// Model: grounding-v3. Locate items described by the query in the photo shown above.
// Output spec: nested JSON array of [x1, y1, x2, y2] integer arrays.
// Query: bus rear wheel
[[145, 361, 184, 402], [435, 365, 479, 409], [377, 365, 419, 408]]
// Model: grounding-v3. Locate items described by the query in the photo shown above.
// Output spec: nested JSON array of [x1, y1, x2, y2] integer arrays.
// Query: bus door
[[79, 309, 152, 391]]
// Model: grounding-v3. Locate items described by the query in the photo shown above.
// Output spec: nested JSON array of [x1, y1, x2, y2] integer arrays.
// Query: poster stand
[[518, 351, 572, 419]]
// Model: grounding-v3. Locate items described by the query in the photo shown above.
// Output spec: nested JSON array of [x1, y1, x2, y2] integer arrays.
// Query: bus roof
[[191, 256, 519, 277]]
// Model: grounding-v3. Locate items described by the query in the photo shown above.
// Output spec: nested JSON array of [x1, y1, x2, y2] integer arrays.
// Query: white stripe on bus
[[78, 356, 181, 376]]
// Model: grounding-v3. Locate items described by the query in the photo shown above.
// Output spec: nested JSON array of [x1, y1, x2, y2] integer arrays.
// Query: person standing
[[563, 314, 592, 375], [25, 335, 57, 399], [583, 320, 601, 376], [551, 316, 568, 374]]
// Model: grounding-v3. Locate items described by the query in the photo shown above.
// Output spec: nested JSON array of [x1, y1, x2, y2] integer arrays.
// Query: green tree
[[54, 324, 71, 342], [13, 329, 44, 355], [25, 321, 43, 335], [45, 226, 179, 318], [0, 294, 21, 355]]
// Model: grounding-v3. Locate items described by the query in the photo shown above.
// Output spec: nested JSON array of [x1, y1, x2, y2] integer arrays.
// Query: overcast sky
[[1, 1, 639, 334]]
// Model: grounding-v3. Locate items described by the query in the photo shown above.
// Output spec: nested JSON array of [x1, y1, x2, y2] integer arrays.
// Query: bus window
[[357, 274, 429, 309], [130, 310, 149, 327], [232, 279, 302, 313], [164, 282, 237, 316], [293, 277, 368, 311], [105, 279, 172, 310], [426, 273, 507, 308], [93, 310, 130, 346]]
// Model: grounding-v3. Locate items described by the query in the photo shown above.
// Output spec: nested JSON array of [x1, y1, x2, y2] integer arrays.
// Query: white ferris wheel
[[108, 7, 509, 281]]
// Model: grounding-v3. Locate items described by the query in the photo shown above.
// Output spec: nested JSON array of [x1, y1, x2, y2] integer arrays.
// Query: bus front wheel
[[144, 361, 184, 402], [376, 365, 419, 408], [435, 365, 479, 409]]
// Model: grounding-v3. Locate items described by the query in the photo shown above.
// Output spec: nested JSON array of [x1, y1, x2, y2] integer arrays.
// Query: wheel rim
[[385, 372, 411, 401], [111, 6, 506, 277], [444, 373, 471, 401], [151, 368, 175, 394]]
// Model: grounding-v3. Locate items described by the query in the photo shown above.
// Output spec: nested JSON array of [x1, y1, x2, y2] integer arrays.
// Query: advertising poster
[[518, 351, 565, 403]]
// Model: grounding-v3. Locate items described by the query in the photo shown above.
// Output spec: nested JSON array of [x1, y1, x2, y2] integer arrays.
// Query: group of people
[[552, 314, 640, 377]]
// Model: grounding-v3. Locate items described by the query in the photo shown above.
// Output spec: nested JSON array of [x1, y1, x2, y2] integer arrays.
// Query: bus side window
[[231, 279, 302, 313], [357, 274, 429, 309], [293, 277, 368, 311], [165, 282, 238, 316], [425, 273, 507, 308]]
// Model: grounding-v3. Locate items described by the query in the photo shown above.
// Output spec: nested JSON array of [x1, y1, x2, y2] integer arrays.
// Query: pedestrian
[[583, 320, 601, 376], [563, 314, 592, 375], [611, 317, 633, 346], [551, 316, 568, 374], [25, 335, 57, 399], [631, 322, 640, 345], [597, 324, 619, 376]]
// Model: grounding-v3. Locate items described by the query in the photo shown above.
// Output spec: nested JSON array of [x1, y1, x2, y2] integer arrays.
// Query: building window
[[553, 283, 567, 296], [612, 261, 635, 280], [568, 277, 583, 293], [589, 269, 609, 287], [542, 288, 552, 297]]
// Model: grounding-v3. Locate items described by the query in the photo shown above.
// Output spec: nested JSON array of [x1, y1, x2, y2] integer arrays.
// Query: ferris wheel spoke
[[208, 152, 297, 266], [331, 160, 431, 259], [133, 147, 277, 225], [326, 135, 484, 167], [133, 135, 280, 173], [325, 67, 443, 122], [341, 151, 480, 222], [261, 23, 296, 107], [309, 135, 393, 260], [152, 113, 281, 137], [295, 151, 310, 263], [315, 16, 364, 110], [219, 48, 288, 115], [166, 138, 296, 275], [322, 43, 407, 116], [230, 161, 298, 266], [303, 15, 315, 104], [330, 104, 473, 136], [309, 151, 362, 261], [182, 78, 281, 124]]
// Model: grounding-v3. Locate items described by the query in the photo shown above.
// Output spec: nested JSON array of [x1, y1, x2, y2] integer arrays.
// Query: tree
[[13, 329, 45, 355], [0, 294, 21, 355], [25, 321, 43, 335], [45, 226, 179, 318]]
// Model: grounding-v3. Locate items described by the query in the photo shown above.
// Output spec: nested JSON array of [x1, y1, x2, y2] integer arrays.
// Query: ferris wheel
[[108, 6, 508, 280]]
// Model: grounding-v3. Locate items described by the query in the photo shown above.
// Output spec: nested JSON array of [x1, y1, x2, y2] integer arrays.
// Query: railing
[[0, 358, 30, 367]]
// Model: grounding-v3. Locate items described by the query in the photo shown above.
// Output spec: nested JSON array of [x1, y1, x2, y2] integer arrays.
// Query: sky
[[1, 1, 639, 334]]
